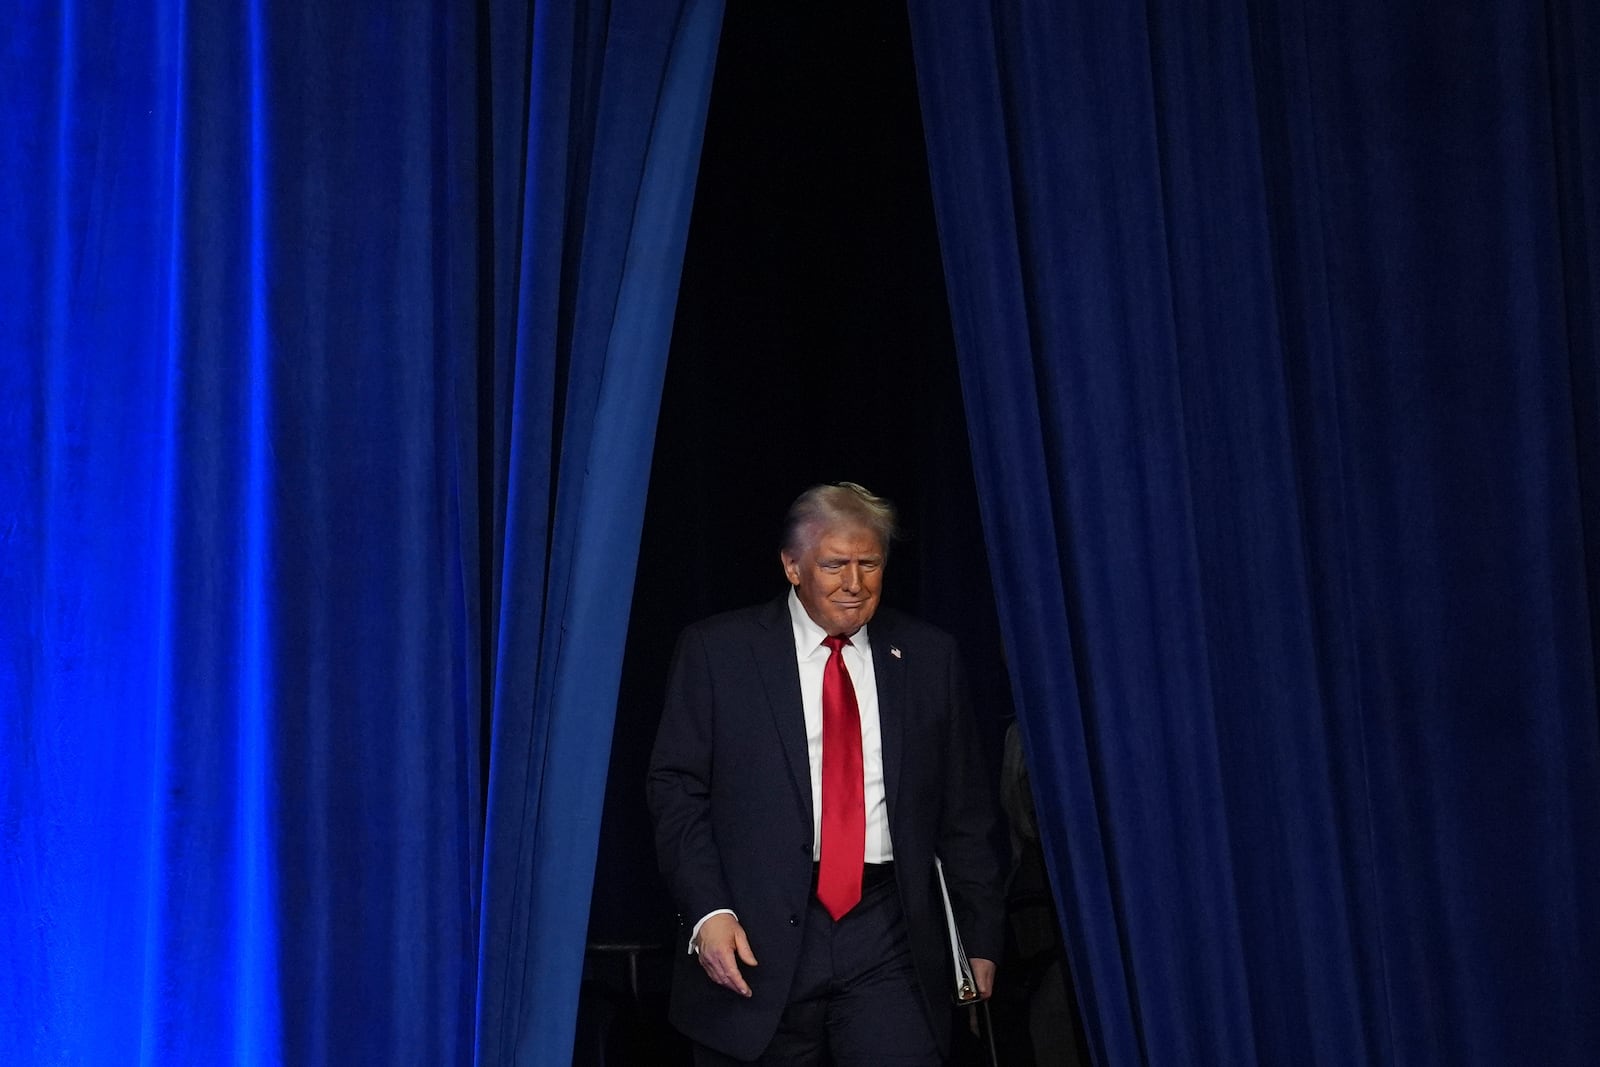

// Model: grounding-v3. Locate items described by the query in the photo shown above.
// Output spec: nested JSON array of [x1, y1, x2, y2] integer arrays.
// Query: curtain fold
[[473, 2, 722, 1064], [909, 1, 1600, 1064], [1, 1, 721, 1064]]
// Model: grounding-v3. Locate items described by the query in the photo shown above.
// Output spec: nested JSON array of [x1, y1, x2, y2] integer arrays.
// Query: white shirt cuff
[[688, 909, 738, 955]]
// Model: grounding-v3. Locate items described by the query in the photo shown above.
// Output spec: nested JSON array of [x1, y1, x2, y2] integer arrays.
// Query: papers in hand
[[934, 856, 981, 1004]]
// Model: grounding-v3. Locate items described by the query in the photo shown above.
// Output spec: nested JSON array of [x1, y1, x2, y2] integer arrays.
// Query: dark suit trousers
[[694, 873, 942, 1067]]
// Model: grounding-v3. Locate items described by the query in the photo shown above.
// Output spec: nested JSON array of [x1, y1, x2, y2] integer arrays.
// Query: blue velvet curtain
[[909, 2, 1600, 1065], [1, 1, 720, 1064]]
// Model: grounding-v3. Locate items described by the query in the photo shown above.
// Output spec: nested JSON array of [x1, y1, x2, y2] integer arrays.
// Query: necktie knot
[[823, 634, 851, 654]]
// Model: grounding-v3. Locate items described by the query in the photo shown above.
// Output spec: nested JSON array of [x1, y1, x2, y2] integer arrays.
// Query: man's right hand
[[694, 912, 758, 997]]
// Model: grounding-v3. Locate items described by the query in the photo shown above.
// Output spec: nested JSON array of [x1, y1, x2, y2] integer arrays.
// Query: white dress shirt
[[786, 588, 893, 863], [689, 591, 895, 952]]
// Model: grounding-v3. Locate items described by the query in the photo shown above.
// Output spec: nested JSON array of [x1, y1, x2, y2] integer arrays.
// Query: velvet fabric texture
[[1, 1, 721, 1064], [909, 1, 1600, 1064]]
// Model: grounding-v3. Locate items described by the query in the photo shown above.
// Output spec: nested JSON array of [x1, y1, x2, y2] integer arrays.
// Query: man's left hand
[[971, 957, 996, 1000]]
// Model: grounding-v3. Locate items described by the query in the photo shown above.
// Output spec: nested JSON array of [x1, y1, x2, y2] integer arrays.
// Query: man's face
[[781, 523, 886, 637]]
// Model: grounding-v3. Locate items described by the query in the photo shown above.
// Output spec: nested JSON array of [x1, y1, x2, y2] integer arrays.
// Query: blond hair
[[780, 482, 899, 555]]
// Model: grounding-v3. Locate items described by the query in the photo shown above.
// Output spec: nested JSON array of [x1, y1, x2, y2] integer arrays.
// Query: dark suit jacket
[[647, 594, 1004, 1061]]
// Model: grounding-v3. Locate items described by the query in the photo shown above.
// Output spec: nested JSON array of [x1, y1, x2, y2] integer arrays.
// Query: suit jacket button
[[788, 915, 799, 926]]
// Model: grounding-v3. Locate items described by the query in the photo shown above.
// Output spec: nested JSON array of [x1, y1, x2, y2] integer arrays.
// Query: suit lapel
[[870, 613, 906, 832], [753, 594, 813, 831]]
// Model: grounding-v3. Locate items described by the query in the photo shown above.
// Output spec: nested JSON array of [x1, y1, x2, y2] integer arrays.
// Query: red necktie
[[817, 635, 865, 920]]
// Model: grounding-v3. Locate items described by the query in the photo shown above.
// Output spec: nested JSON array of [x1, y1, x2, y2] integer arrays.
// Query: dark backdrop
[[581, 2, 1013, 1051]]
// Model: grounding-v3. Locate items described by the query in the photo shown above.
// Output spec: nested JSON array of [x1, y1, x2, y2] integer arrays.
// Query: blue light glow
[[235, 0, 283, 1060], [141, 0, 185, 1060]]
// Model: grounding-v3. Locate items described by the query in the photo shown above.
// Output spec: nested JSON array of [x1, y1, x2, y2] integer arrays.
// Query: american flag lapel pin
[[890, 645, 902, 659]]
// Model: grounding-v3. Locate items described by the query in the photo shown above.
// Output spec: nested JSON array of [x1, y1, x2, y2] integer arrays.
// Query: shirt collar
[[787, 587, 870, 658]]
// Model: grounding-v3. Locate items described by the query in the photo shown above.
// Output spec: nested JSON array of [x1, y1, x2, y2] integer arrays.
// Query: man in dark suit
[[648, 482, 1003, 1065]]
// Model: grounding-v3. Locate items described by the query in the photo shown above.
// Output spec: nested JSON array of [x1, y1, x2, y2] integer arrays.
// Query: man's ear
[[780, 552, 800, 585]]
